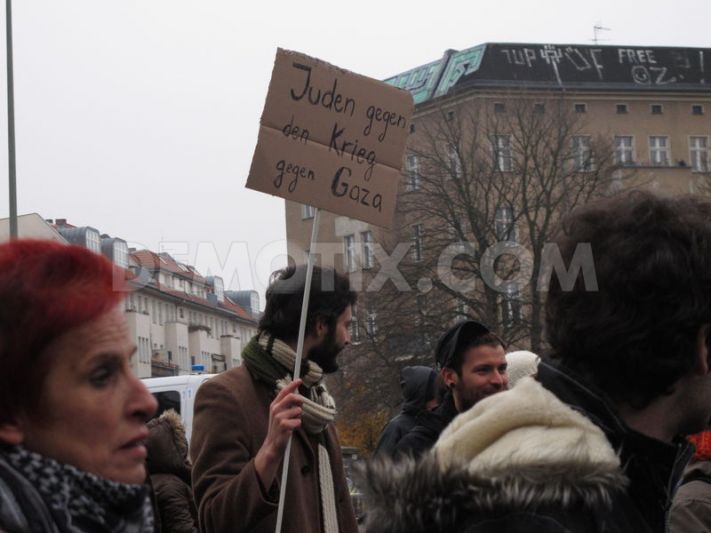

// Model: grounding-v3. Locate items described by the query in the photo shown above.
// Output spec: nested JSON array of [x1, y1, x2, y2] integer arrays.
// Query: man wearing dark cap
[[392, 320, 508, 458]]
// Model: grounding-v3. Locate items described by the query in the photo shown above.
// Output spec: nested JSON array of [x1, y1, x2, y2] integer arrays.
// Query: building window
[[361, 231, 374, 269], [411, 224, 424, 262], [493, 134, 512, 172], [366, 301, 377, 337], [690, 136, 709, 172], [344, 234, 357, 272], [649, 136, 670, 166], [573, 135, 593, 171], [350, 305, 360, 344], [534, 103, 545, 114], [409, 123, 416, 133], [651, 104, 663, 115], [502, 285, 522, 328], [114, 241, 129, 268], [495, 206, 516, 241], [692, 104, 704, 116], [614, 136, 635, 166], [448, 146, 462, 179], [85, 229, 101, 253], [494, 102, 506, 113], [446, 110, 455, 121], [301, 204, 316, 219], [406, 154, 420, 191], [574, 103, 587, 113], [456, 299, 469, 319], [616, 104, 628, 114]]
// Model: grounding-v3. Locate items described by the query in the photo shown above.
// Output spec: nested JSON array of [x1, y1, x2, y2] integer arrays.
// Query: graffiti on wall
[[385, 60, 445, 105], [496, 44, 708, 86], [386, 44, 711, 105], [433, 45, 486, 97]]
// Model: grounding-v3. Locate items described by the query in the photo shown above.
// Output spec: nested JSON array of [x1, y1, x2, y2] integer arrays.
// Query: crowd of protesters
[[1, 190, 711, 532]]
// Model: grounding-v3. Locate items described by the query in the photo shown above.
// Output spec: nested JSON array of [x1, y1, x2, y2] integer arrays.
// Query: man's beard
[[457, 383, 506, 412], [307, 327, 342, 374]]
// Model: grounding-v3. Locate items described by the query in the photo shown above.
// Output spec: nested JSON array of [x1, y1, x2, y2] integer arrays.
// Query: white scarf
[[258, 334, 341, 533]]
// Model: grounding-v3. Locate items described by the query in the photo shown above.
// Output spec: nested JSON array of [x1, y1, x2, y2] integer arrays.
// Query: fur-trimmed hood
[[362, 377, 627, 533], [146, 409, 191, 483]]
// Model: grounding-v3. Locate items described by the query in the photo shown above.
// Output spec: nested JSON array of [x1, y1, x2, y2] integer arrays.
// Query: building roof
[[129, 250, 257, 325], [131, 249, 206, 283], [386, 43, 711, 104]]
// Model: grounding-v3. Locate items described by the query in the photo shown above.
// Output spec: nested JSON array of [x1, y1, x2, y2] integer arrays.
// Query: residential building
[[284, 42, 711, 411], [0, 215, 258, 378]]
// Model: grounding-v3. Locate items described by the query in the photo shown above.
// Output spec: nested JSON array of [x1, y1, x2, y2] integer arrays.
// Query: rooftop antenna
[[592, 23, 611, 45]]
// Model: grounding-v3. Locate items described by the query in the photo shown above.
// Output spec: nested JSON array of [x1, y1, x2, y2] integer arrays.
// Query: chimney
[[55, 218, 67, 226]]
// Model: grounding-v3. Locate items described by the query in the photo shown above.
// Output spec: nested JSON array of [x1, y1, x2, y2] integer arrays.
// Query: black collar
[[537, 361, 694, 522]]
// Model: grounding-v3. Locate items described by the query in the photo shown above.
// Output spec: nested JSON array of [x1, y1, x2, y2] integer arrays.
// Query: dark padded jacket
[[374, 366, 437, 457], [392, 391, 458, 459]]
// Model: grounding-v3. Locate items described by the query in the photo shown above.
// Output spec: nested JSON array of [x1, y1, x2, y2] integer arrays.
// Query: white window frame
[[411, 224, 424, 262], [502, 285, 522, 328], [302, 204, 316, 219], [692, 104, 704, 116], [650, 104, 664, 115], [649, 136, 670, 166], [493, 134, 513, 172], [614, 135, 635, 166], [447, 146, 462, 179], [350, 305, 361, 344], [343, 234, 357, 272], [495, 206, 516, 242], [573, 135, 593, 171], [114, 241, 129, 268], [406, 154, 420, 191], [86, 229, 101, 253], [689, 136, 709, 172], [574, 102, 587, 113], [361, 231, 374, 269], [365, 301, 378, 337]]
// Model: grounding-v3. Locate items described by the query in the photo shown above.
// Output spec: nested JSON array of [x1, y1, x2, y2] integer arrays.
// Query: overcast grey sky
[[0, 0, 709, 297]]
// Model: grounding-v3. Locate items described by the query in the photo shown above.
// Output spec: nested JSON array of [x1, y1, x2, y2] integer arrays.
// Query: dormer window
[[85, 229, 101, 253], [113, 240, 129, 268], [213, 277, 225, 303]]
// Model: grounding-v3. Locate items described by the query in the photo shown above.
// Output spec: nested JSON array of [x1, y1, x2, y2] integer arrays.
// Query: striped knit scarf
[[242, 333, 340, 533]]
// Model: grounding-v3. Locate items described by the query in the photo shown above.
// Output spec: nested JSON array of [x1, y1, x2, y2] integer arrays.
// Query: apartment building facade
[[285, 42, 711, 365], [0, 214, 259, 378]]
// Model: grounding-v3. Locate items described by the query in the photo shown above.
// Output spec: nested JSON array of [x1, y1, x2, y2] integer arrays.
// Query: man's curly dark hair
[[259, 264, 357, 341], [545, 191, 711, 408]]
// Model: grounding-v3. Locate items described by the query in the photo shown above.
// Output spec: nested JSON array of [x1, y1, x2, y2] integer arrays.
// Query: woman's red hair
[[0, 239, 126, 424]]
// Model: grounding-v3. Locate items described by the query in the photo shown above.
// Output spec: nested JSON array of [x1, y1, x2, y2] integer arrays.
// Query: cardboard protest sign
[[246, 49, 414, 228]]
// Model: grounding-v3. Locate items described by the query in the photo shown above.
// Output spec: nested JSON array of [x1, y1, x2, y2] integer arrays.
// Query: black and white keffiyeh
[[0, 444, 153, 533]]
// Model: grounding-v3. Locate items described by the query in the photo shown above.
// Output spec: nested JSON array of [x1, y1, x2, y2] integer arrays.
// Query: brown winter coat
[[190, 365, 358, 533], [146, 409, 199, 533], [670, 460, 711, 533]]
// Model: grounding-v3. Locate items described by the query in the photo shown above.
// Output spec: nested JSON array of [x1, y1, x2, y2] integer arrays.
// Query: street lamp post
[[6, 0, 16, 239]]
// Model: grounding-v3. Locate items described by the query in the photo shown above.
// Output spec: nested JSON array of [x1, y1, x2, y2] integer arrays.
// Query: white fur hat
[[506, 350, 540, 386]]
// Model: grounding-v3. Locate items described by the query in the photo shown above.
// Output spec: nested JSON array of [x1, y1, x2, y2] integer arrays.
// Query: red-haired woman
[[0, 239, 158, 532]]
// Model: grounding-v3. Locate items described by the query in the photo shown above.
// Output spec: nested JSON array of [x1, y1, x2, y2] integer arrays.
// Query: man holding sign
[[190, 265, 359, 533]]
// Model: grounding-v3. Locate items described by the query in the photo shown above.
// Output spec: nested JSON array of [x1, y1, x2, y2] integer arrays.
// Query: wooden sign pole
[[274, 207, 320, 533]]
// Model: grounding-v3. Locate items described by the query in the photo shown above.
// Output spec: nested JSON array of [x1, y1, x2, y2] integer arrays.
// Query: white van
[[142, 374, 216, 444]]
